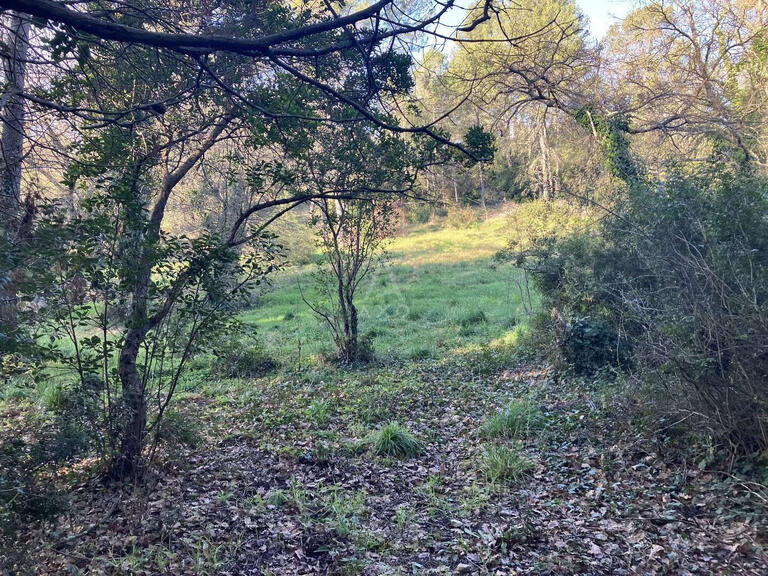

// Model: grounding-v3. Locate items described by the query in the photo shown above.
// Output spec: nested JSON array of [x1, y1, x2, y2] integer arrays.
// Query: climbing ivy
[[573, 107, 638, 183]]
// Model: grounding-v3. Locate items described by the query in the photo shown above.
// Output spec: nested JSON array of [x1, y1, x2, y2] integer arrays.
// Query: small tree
[[294, 120, 414, 363], [21, 184, 280, 477], [307, 196, 393, 362]]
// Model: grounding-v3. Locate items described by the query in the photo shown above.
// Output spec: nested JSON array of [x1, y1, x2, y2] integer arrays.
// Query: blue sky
[[575, 0, 637, 38]]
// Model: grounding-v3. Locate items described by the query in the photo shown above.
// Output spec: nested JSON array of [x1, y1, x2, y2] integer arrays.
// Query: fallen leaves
[[9, 364, 768, 575]]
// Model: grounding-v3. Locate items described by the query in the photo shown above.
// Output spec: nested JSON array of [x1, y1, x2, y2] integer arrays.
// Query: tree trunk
[[538, 121, 555, 200], [0, 12, 30, 211], [346, 295, 358, 361], [111, 257, 152, 479], [478, 162, 487, 214], [0, 12, 30, 327], [113, 329, 147, 479], [452, 165, 459, 204]]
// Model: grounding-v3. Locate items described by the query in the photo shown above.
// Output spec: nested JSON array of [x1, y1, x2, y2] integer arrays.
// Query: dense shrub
[[355, 332, 376, 365], [515, 166, 768, 454], [0, 382, 102, 559], [560, 316, 630, 375], [405, 203, 433, 224]]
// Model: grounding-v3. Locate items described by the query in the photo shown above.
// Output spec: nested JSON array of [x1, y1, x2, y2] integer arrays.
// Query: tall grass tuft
[[372, 422, 422, 457], [479, 399, 542, 439], [480, 444, 534, 484]]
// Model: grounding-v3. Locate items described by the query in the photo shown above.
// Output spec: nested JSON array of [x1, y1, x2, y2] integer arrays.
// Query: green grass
[[320, 486, 367, 537], [479, 399, 542, 440], [372, 422, 422, 457], [480, 444, 535, 484], [242, 213, 537, 362], [307, 399, 331, 428]]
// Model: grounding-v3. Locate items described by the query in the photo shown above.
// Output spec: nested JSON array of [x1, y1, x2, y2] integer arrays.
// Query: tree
[[603, 0, 768, 168], [0, 11, 31, 331], [0, 11, 29, 205], [463, 124, 497, 210], [308, 196, 393, 363], [296, 120, 413, 362]]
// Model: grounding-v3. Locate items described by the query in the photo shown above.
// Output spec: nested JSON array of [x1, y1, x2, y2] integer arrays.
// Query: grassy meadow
[[244, 213, 536, 362]]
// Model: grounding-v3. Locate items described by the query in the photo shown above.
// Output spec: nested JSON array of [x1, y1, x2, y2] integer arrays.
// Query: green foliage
[[300, 120, 409, 363], [0, 437, 55, 534], [405, 203, 434, 225], [445, 205, 479, 228], [307, 399, 331, 428], [573, 107, 638, 182], [372, 422, 422, 458], [479, 444, 534, 484], [489, 156, 529, 201], [497, 199, 597, 261], [458, 309, 488, 336], [561, 316, 630, 375], [356, 384, 396, 424], [479, 399, 542, 439], [211, 333, 278, 379], [247, 213, 522, 362], [464, 124, 497, 164], [0, 417, 72, 552], [521, 164, 768, 453], [6, 179, 281, 477]]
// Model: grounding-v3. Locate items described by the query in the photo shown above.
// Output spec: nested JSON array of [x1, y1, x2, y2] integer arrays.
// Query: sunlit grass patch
[[243, 209, 535, 363], [386, 212, 510, 266]]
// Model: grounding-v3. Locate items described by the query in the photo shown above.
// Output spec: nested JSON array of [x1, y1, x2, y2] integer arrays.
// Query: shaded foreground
[[16, 360, 767, 575]]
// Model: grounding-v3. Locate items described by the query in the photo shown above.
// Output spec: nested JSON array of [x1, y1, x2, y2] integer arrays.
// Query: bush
[[405, 203, 433, 224], [497, 199, 597, 263], [560, 316, 630, 375], [0, 420, 71, 558], [372, 422, 422, 457], [355, 332, 376, 365], [1, 438, 48, 539], [445, 206, 479, 229], [518, 165, 768, 454], [35, 376, 115, 464]]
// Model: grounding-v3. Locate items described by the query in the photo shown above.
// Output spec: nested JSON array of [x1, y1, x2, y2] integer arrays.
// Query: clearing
[[13, 214, 768, 575]]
